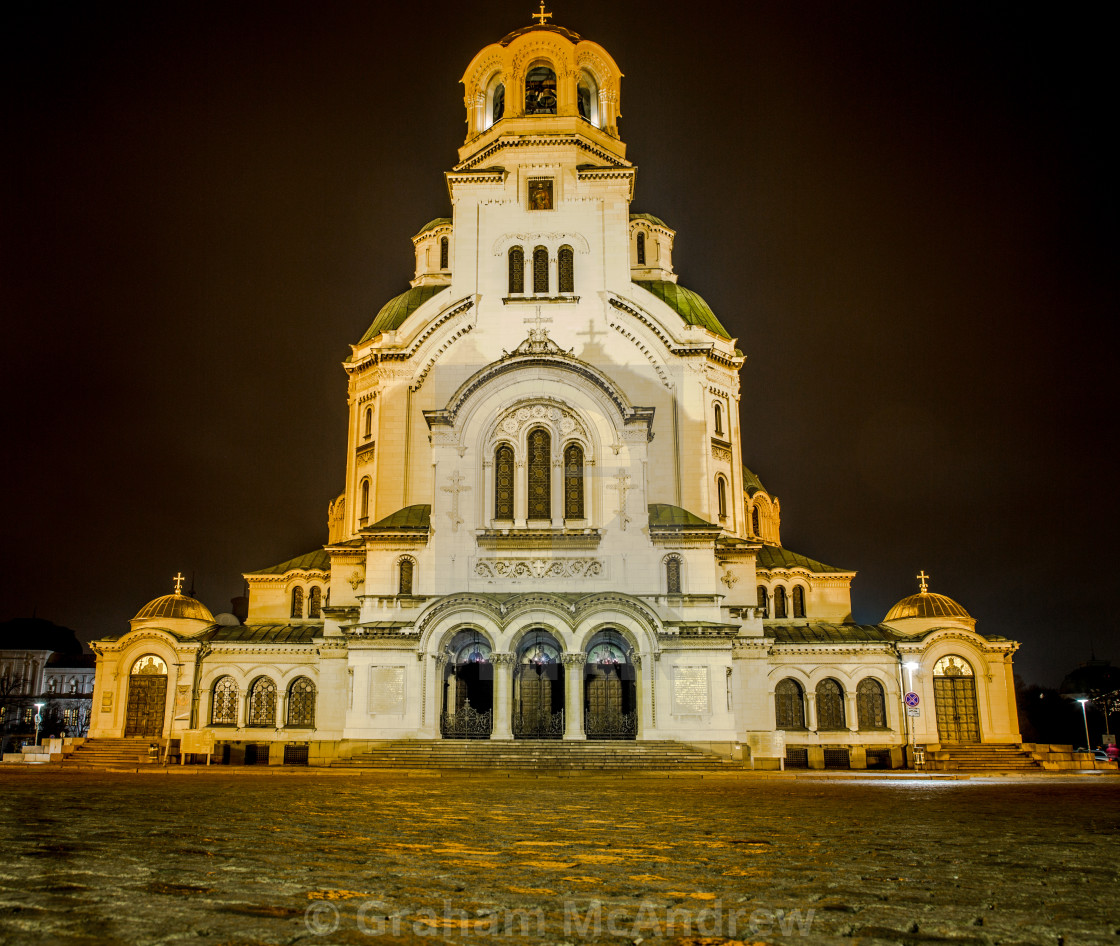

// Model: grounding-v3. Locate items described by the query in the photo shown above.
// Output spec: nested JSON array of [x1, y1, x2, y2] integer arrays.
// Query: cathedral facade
[[89, 16, 1021, 767]]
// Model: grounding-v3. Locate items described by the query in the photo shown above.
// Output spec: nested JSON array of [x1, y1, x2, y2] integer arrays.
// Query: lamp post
[[1077, 698, 1091, 749], [33, 702, 44, 747]]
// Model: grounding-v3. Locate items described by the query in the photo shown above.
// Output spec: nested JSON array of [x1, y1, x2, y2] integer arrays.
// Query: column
[[562, 654, 586, 740], [492, 654, 514, 740], [847, 692, 860, 735], [805, 692, 817, 732]]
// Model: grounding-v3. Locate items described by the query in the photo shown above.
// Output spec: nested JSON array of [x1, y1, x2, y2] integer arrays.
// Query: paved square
[[2, 772, 1118, 944]]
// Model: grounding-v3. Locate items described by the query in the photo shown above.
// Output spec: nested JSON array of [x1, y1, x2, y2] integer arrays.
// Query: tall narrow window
[[636, 231, 646, 265], [290, 586, 304, 619], [247, 677, 277, 727], [775, 678, 805, 729], [439, 236, 449, 269], [527, 428, 551, 520], [717, 476, 727, 519], [558, 245, 574, 293], [714, 402, 723, 435], [774, 585, 787, 618], [494, 444, 514, 519], [398, 558, 414, 595], [508, 246, 524, 294], [211, 676, 238, 725], [756, 585, 769, 616], [563, 443, 584, 519], [792, 585, 806, 618], [751, 505, 761, 537], [360, 478, 370, 523], [308, 586, 322, 619], [363, 407, 372, 439], [532, 246, 548, 294], [816, 678, 845, 730], [666, 556, 682, 594], [857, 678, 887, 730], [491, 83, 505, 124], [287, 677, 316, 728]]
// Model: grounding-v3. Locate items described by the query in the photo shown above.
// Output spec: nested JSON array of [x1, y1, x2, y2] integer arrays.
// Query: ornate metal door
[[934, 675, 980, 743], [584, 665, 637, 739], [513, 666, 563, 738], [124, 674, 167, 737]]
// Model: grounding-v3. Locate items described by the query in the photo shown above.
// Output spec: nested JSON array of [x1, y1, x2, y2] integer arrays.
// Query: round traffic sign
[[904, 691, 920, 707]]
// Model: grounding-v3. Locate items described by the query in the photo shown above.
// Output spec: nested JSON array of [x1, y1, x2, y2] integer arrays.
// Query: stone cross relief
[[441, 471, 472, 533], [607, 470, 636, 531]]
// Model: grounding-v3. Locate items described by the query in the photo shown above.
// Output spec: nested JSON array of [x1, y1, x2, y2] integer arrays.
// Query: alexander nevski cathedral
[[89, 12, 1022, 768]]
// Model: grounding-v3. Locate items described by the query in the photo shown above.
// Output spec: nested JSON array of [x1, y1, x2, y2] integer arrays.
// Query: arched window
[[816, 678, 846, 730], [211, 676, 238, 725], [525, 64, 557, 114], [308, 586, 322, 619], [792, 585, 806, 618], [558, 245, 574, 293], [665, 555, 682, 594], [527, 428, 551, 520], [857, 678, 887, 730], [47, 678, 57, 693], [532, 246, 548, 294], [577, 72, 598, 126], [716, 476, 728, 519], [363, 407, 372, 439], [751, 505, 761, 537], [247, 677, 277, 727], [490, 82, 505, 125], [773, 585, 788, 618], [714, 402, 723, 435], [360, 478, 370, 523], [775, 678, 805, 729], [494, 444, 514, 520], [756, 585, 769, 616], [287, 677, 316, 728], [563, 443, 584, 519], [636, 231, 646, 265], [399, 557, 414, 595], [933, 655, 973, 677], [508, 246, 524, 294], [439, 236, 449, 270], [290, 586, 304, 619]]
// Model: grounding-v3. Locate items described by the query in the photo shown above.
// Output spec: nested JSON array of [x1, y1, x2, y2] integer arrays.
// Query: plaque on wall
[[368, 666, 406, 715], [101, 693, 113, 713], [671, 666, 710, 715]]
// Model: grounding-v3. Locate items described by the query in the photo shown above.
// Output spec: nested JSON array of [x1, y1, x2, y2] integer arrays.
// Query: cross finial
[[532, 2, 552, 25], [172, 572, 186, 595], [917, 570, 929, 594]]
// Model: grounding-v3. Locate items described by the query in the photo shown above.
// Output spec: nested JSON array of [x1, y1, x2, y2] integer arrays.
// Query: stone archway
[[441, 631, 494, 739], [583, 630, 637, 739], [933, 655, 980, 743], [124, 654, 167, 737], [512, 630, 564, 739]]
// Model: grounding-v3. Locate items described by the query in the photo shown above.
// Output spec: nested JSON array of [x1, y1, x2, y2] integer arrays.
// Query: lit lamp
[[33, 702, 44, 747], [1077, 698, 1091, 750]]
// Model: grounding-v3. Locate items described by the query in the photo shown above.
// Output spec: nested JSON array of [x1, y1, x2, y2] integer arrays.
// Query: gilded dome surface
[[134, 594, 215, 623], [885, 591, 971, 622]]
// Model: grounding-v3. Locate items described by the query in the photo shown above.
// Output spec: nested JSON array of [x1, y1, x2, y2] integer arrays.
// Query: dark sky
[[2, 2, 1114, 686]]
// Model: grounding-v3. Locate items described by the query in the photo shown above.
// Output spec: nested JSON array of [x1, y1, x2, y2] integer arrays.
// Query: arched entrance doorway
[[441, 631, 493, 739], [583, 630, 637, 739], [124, 655, 167, 737], [933, 655, 980, 743], [513, 630, 564, 738]]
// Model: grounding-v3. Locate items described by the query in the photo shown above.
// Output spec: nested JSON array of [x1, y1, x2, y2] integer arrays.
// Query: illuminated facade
[[89, 14, 1021, 767]]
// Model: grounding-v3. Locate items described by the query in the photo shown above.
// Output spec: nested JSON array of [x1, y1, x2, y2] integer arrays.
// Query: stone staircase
[[333, 739, 743, 772], [59, 737, 163, 767], [925, 743, 1041, 772]]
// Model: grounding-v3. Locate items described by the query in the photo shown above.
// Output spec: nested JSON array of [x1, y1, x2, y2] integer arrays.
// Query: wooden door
[[934, 675, 980, 743], [124, 675, 167, 737]]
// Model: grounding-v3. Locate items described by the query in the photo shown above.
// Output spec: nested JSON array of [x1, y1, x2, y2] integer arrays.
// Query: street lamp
[[33, 702, 44, 747], [1077, 698, 1091, 750], [903, 662, 920, 767]]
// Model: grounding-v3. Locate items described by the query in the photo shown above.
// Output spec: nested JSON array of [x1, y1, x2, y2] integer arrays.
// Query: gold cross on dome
[[172, 572, 186, 595], [917, 570, 929, 594], [532, 2, 553, 25]]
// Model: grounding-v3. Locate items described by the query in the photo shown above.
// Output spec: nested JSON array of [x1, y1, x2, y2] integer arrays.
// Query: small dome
[[885, 591, 971, 622], [134, 594, 215, 623]]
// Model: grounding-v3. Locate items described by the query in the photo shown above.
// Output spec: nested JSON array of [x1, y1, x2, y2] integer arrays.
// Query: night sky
[[2, 2, 1114, 686]]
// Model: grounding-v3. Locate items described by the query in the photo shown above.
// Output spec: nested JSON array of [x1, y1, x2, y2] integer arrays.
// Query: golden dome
[[885, 591, 971, 622], [134, 594, 215, 623]]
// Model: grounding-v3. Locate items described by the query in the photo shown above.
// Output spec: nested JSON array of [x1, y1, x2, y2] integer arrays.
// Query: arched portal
[[124, 654, 167, 737], [513, 630, 564, 738], [441, 631, 494, 739], [583, 630, 637, 739], [933, 655, 980, 743]]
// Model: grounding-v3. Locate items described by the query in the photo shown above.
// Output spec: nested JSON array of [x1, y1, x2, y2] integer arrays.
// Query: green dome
[[358, 285, 449, 344], [633, 280, 730, 339]]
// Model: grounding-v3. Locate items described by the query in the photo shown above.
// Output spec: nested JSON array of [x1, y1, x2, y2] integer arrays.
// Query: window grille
[[212, 676, 238, 725], [287, 678, 316, 728], [527, 429, 551, 519], [494, 445, 514, 519], [532, 246, 548, 293], [247, 678, 277, 727], [816, 678, 846, 730], [558, 245, 574, 293], [508, 247, 524, 293], [775, 678, 805, 729], [563, 444, 584, 518]]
